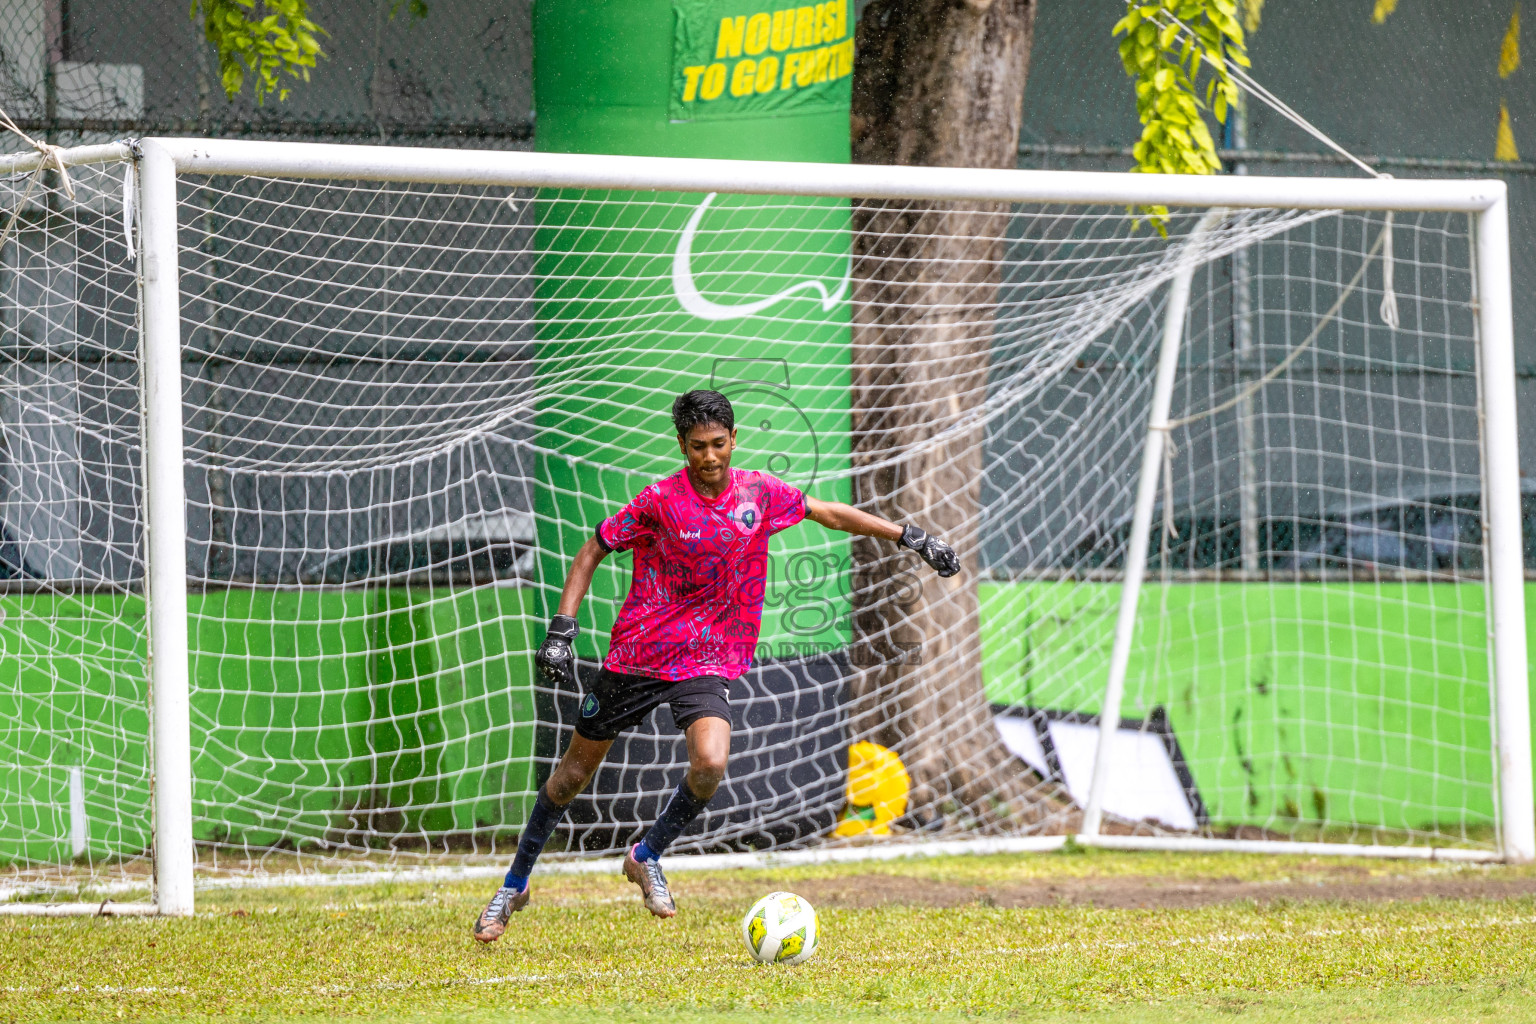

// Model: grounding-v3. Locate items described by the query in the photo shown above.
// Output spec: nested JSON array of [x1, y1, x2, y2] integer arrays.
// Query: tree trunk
[[848, 0, 1075, 831]]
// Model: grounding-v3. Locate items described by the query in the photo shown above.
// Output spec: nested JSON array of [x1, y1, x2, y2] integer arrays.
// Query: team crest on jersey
[[580, 692, 600, 718], [732, 501, 761, 532]]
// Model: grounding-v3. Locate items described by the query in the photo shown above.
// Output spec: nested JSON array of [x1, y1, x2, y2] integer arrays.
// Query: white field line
[[7, 912, 1535, 998], [1008, 912, 1536, 956], [2, 984, 193, 996], [310, 911, 1536, 994]]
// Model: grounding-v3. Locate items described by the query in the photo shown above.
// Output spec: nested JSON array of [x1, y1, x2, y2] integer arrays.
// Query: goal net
[[0, 141, 1527, 912]]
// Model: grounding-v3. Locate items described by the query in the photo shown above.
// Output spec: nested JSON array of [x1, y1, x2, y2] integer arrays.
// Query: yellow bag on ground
[[833, 741, 910, 837]]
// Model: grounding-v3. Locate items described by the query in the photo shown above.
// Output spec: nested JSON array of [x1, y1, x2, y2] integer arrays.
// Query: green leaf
[[1118, 0, 1245, 219], [193, 0, 331, 103]]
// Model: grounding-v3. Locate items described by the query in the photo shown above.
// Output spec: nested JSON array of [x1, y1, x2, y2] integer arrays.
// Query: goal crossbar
[[24, 137, 1508, 212]]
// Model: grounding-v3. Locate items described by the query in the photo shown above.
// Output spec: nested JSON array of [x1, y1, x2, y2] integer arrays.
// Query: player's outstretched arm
[[804, 497, 960, 578], [535, 537, 611, 688]]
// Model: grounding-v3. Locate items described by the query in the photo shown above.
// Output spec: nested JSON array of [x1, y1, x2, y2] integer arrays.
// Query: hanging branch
[[1114, 0, 1249, 227], [192, 0, 328, 104]]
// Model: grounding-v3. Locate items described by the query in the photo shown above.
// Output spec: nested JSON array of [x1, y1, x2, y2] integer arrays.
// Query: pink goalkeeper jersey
[[595, 467, 808, 681]]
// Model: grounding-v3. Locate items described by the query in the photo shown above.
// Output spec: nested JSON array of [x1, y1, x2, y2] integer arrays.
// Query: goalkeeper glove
[[899, 525, 960, 578], [535, 614, 580, 689]]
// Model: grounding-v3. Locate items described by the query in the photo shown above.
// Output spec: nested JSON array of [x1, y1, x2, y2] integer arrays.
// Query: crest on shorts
[[580, 692, 600, 718], [732, 500, 760, 533]]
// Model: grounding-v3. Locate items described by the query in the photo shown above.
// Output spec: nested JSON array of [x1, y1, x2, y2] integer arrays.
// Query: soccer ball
[[741, 891, 819, 964]]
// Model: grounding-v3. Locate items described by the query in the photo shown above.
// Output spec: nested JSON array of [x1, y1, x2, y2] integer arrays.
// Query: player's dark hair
[[672, 390, 735, 437]]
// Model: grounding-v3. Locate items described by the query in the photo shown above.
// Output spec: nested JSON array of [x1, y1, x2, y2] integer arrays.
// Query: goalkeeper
[[474, 389, 959, 941]]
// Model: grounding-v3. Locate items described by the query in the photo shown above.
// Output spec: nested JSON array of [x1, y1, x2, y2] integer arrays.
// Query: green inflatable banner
[[671, 0, 854, 121], [533, 0, 854, 664]]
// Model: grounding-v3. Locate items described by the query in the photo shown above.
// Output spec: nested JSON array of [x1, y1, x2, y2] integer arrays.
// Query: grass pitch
[[6, 848, 1536, 1023]]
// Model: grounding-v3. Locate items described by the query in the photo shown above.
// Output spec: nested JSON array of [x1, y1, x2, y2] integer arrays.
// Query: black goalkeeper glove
[[899, 525, 960, 578], [535, 614, 580, 689]]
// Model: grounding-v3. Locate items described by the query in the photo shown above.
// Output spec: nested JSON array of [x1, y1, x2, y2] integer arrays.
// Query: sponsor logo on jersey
[[680, 529, 703, 540]]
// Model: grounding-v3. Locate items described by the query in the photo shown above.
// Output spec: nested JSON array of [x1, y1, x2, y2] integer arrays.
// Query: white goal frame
[[1, 138, 1528, 916]]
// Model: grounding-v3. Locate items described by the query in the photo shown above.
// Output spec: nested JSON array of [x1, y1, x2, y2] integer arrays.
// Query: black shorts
[[573, 666, 731, 742]]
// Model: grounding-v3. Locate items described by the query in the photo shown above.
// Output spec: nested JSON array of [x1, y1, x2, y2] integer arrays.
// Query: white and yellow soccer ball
[[741, 891, 819, 964]]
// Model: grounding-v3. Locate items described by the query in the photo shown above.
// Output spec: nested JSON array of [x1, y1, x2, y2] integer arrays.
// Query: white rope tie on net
[[0, 103, 77, 257], [1138, 17, 1403, 539], [0, 104, 75, 200], [1157, 13, 1382, 179], [1157, 13, 1400, 331], [1151, 221, 1392, 540], [120, 160, 136, 261], [1379, 209, 1400, 329]]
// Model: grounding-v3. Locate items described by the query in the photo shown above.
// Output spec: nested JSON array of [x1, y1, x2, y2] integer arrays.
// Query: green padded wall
[[532, 0, 855, 660]]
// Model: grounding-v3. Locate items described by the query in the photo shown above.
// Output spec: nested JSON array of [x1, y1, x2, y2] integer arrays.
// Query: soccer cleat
[[623, 844, 677, 918], [471, 883, 529, 943]]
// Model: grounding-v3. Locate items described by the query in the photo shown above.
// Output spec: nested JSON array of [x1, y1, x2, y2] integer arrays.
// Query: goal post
[[138, 140, 196, 917], [1472, 192, 1535, 864], [1079, 210, 1216, 839], [0, 138, 1530, 917]]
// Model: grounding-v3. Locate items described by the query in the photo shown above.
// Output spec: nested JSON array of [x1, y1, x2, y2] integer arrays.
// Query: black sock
[[503, 786, 569, 888], [637, 779, 712, 859]]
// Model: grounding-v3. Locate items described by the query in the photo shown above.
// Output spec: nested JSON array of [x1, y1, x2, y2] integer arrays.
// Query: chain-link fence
[[0, 0, 533, 149]]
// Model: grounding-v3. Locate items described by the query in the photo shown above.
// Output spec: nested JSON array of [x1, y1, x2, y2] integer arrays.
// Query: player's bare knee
[[546, 765, 592, 805], [687, 759, 726, 799]]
